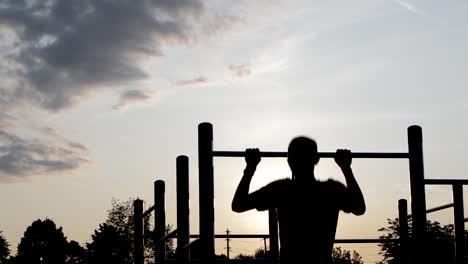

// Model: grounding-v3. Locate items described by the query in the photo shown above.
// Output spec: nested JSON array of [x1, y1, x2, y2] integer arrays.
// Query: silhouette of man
[[232, 137, 366, 264]]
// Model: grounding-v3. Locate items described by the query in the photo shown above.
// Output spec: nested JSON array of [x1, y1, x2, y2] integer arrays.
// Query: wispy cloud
[[113, 89, 155, 110], [0, 129, 89, 181], [175, 76, 208, 86], [228, 64, 251, 78], [390, 0, 428, 16]]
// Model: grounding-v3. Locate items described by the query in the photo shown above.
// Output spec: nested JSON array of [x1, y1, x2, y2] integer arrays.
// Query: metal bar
[[184, 234, 402, 242], [212, 151, 409, 159], [425, 179, 468, 185], [268, 209, 279, 260], [407, 203, 454, 218], [190, 234, 270, 239], [155, 180, 166, 264], [176, 155, 190, 264], [198, 122, 215, 264], [453, 184, 465, 264], [141, 205, 155, 219], [182, 238, 199, 250], [408, 125, 427, 263], [133, 199, 144, 264], [399, 199, 409, 264], [160, 229, 178, 243]]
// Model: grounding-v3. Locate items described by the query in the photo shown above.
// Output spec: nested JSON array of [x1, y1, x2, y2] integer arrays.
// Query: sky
[[1, 0, 468, 262]]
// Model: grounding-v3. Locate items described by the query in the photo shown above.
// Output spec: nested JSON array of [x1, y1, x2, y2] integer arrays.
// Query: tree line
[[1, 198, 466, 264]]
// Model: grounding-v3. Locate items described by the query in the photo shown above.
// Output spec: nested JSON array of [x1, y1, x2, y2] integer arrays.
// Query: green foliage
[[235, 253, 254, 259], [377, 218, 461, 264], [88, 198, 175, 264], [0, 231, 10, 264], [332, 247, 364, 264], [65, 240, 87, 264], [15, 219, 68, 264], [254, 248, 271, 258], [87, 223, 131, 264]]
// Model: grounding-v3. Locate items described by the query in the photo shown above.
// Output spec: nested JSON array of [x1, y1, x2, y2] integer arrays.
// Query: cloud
[[0, 0, 206, 111], [228, 64, 251, 78], [0, 129, 89, 181], [113, 89, 154, 110], [175, 76, 208, 86], [390, 0, 428, 16]]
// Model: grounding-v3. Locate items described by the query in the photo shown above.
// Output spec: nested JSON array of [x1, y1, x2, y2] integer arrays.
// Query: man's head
[[287, 136, 319, 180]]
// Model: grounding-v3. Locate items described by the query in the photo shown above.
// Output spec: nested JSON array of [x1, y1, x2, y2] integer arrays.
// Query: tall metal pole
[[198, 122, 215, 263], [453, 184, 465, 264], [176, 156, 190, 264], [133, 199, 144, 264], [408, 125, 427, 262], [268, 209, 279, 261], [398, 199, 409, 264], [155, 180, 166, 264]]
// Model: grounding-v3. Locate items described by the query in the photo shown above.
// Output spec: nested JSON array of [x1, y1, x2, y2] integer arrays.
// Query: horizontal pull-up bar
[[425, 179, 468, 185], [212, 151, 409, 159]]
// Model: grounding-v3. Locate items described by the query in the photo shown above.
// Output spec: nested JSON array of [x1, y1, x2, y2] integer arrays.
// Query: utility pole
[[263, 238, 267, 254], [225, 229, 231, 259]]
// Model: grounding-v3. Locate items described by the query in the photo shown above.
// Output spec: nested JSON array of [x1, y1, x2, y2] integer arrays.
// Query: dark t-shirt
[[250, 178, 351, 264]]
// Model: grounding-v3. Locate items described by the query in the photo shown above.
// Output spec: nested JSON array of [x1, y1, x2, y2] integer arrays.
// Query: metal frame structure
[[133, 122, 467, 264]]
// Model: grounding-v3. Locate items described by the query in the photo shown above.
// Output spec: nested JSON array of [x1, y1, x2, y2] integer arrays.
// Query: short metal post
[[177, 156, 190, 264], [268, 209, 279, 262], [134, 199, 144, 264], [453, 184, 464, 264], [198, 123, 215, 263], [398, 199, 409, 264], [408, 125, 427, 262], [155, 180, 166, 264]]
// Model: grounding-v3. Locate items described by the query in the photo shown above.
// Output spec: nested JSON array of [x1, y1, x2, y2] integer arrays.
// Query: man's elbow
[[353, 205, 366, 216], [231, 201, 245, 213]]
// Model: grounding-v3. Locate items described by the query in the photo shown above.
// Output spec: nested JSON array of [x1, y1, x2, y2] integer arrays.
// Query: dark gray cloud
[[0, 129, 89, 181], [229, 64, 251, 78], [175, 76, 208, 86], [0, 0, 205, 111], [113, 89, 154, 110]]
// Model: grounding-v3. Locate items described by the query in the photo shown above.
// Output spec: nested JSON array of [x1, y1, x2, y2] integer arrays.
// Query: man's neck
[[293, 172, 317, 184]]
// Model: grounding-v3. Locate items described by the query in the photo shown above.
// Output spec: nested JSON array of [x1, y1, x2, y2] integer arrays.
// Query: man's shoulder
[[265, 178, 292, 189], [321, 179, 346, 190]]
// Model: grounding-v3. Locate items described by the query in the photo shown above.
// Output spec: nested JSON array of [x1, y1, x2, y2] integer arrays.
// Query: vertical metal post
[[177, 156, 190, 264], [398, 199, 409, 264], [408, 125, 427, 262], [155, 180, 166, 264], [453, 184, 464, 264], [198, 122, 215, 263], [133, 199, 144, 264], [268, 209, 279, 261]]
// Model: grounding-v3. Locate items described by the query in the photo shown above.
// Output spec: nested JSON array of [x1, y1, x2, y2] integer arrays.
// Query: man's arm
[[335, 149, 366, 216], [232, 148, 261, 213]]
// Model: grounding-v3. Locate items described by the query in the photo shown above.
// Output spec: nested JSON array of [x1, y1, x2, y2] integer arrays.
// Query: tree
[[254, 248, 271, 258], [332, 247, 364, 264], [378, 218, 460, 264], [90, 198, 175, 264], [87, 223, 131, 264], [0, 231, 10, 264], [65, 240, 87, 264], [235, 253, 254, 259], [15, 219, 68, 264]]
